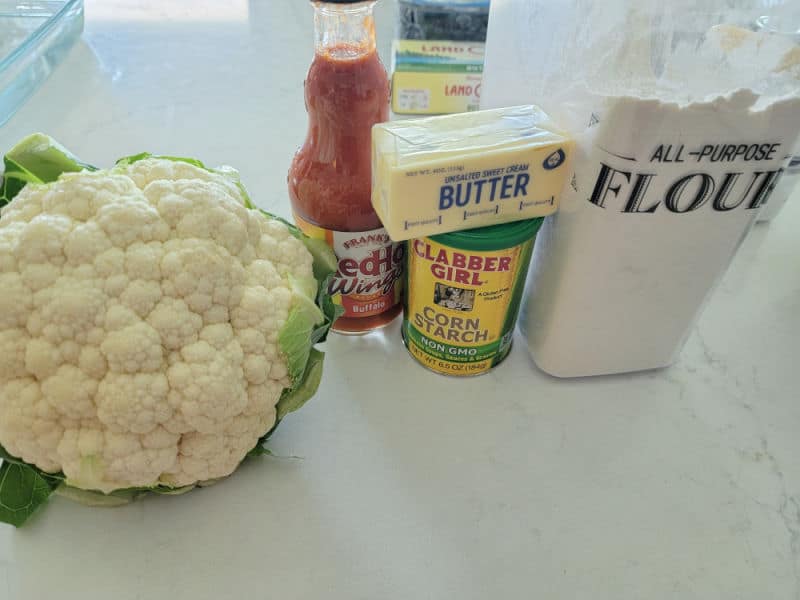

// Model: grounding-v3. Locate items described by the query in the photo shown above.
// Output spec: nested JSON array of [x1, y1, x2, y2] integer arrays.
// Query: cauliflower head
[[0, 135, 338, 510]]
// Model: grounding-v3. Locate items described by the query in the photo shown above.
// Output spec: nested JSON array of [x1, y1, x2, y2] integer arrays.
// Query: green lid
[[430, 217, 544, 251]]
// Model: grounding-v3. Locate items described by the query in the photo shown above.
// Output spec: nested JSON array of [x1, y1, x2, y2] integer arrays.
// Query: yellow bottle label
[[403, 236, 533, 376], [293, 214, 404, 319]]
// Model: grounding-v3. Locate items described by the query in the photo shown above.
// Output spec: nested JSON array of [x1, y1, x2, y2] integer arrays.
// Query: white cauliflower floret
[[0, 158, 316, 494], [101, 322, 163, 373], [0, 328, 29, 379], [42, 365, 98, 420], [96, 373, 171, 433], [38, 282, 106, 343], [124, 241, 162, 280], [0, 221, 25, 272], [0, 273, 33, 328], [1, 378, 64, 473], [147, 297, 203, 350], [25, 338, 62, 379]]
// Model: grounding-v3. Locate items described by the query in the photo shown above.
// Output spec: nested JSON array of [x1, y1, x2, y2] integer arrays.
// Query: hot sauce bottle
[[288, 0, 403, 334]]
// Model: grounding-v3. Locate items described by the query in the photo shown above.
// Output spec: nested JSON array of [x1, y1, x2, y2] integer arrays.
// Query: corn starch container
[[402, 218, 543, 376]]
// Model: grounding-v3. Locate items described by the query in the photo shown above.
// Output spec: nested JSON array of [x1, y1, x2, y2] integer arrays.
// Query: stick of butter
[[371, 105, 574, 241]]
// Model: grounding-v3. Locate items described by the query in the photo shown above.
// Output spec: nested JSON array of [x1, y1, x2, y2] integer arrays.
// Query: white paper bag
[[481, 0, 800, 376]]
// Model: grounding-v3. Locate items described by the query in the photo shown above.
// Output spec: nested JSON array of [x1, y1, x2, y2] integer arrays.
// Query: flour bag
[[481, 0, 800, 377], [755, 10, 800, 221]]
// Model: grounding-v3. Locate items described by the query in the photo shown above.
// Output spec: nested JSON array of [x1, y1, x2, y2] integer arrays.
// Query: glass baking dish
[[0, 0, 84, 126]]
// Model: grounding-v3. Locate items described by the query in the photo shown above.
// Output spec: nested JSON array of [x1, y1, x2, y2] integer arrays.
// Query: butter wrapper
[[391, 40, 484, 115], [372, 105, 574, 241]]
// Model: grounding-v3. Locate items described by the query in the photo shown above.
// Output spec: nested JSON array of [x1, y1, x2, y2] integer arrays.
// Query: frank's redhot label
[[294, 215, 404, 320]]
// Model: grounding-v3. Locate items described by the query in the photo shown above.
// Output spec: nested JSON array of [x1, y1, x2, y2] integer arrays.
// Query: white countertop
[[1, 2, 799, 599]]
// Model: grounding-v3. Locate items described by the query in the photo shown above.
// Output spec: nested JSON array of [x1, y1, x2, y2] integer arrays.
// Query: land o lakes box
[[391, 40, 484, 115]]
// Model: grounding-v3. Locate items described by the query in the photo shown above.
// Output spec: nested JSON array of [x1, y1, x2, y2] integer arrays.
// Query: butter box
[[372, 105, 574, 241], [391, 40, 484, 115]]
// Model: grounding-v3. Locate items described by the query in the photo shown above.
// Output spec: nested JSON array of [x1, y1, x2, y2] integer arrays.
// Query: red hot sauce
[[288, 0, 403, 334]]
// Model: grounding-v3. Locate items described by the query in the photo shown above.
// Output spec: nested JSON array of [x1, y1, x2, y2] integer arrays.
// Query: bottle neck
[[313, 1, 377, 59]]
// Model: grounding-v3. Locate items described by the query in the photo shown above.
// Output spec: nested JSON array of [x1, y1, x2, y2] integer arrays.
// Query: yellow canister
[[402, 218, 544, 376]]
